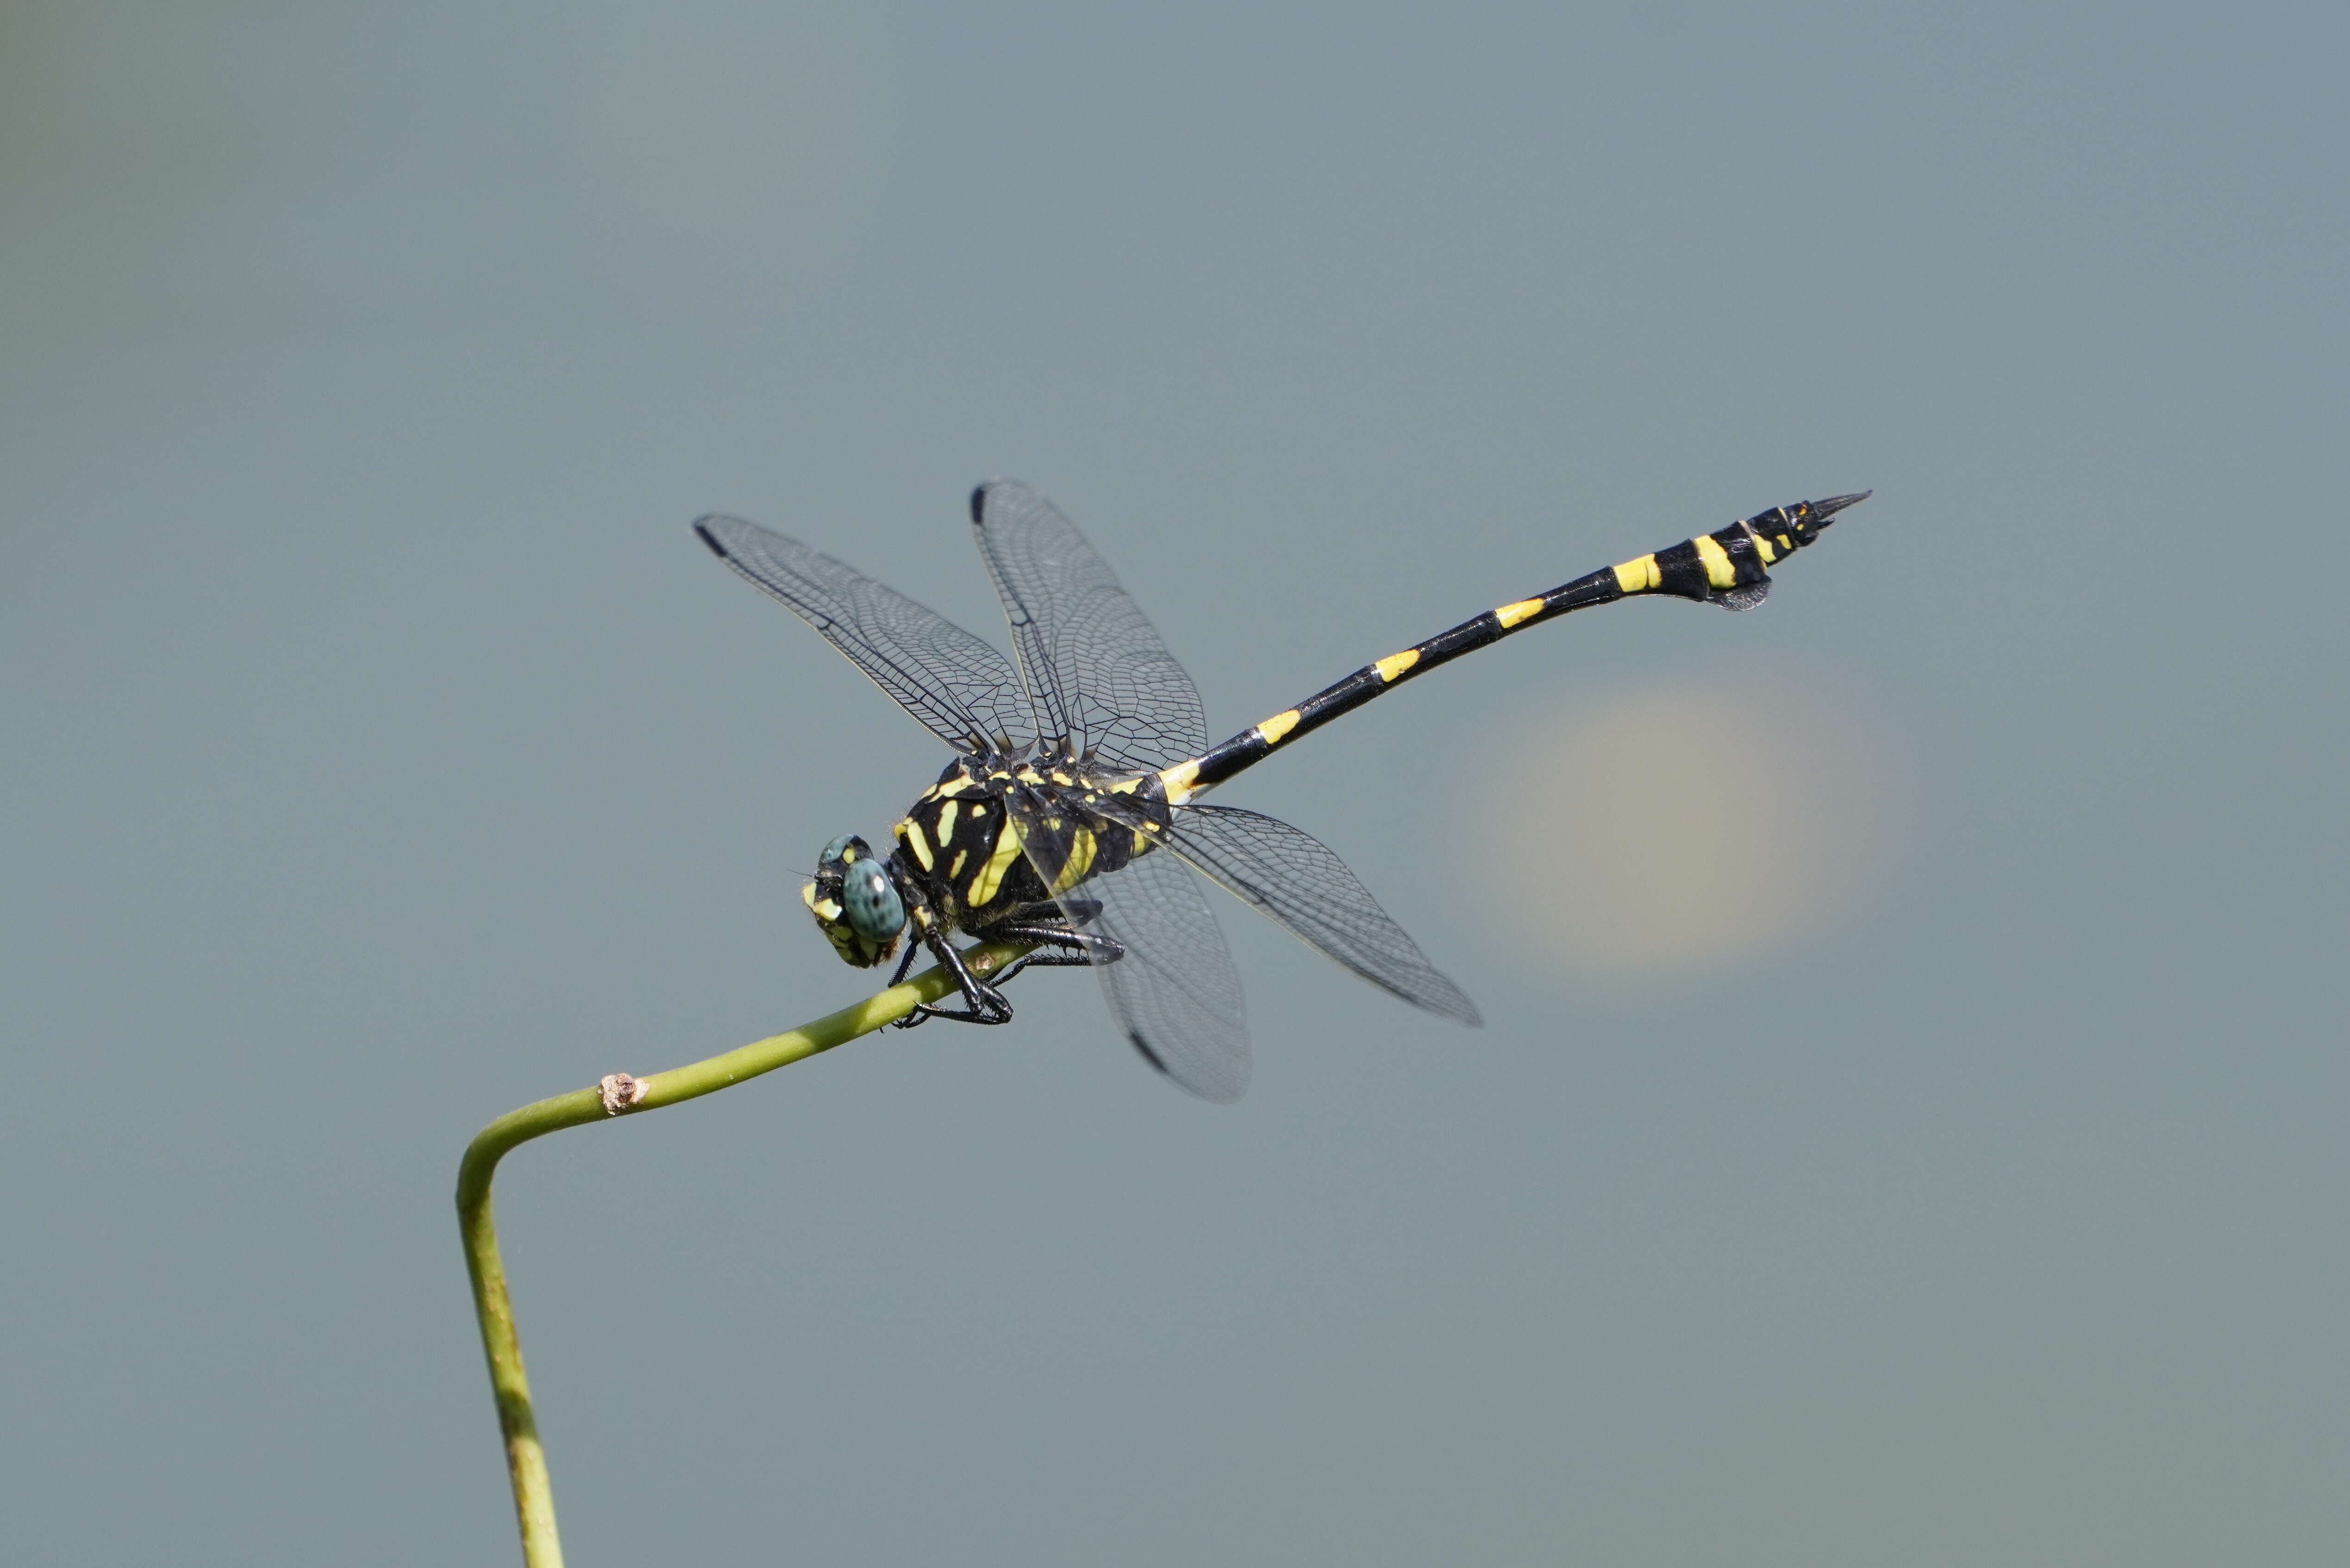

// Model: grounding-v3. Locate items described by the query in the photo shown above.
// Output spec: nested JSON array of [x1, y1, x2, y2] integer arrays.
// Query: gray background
[[4, 3, 2344, 1564]]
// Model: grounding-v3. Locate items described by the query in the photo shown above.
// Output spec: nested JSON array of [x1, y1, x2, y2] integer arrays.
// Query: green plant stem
[[455, 940, 1035, 1568]]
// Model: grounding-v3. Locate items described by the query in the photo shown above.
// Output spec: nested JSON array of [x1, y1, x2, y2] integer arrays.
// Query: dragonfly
[[697, 481, 1868, 1101]]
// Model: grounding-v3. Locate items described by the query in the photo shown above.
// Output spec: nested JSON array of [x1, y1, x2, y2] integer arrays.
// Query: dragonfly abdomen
[[1157, 492, 1868, 804]]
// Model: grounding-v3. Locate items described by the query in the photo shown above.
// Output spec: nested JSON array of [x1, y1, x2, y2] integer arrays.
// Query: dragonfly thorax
[[884, 751, 1170, 936]]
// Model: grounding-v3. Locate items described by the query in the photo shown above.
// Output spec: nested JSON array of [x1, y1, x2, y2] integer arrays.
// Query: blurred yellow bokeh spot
[[1480, 662, 1912, 982]]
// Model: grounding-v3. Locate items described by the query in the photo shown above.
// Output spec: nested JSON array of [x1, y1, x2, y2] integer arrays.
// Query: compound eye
[[818, 834, 867, 869], [841, 859, 905, 943]]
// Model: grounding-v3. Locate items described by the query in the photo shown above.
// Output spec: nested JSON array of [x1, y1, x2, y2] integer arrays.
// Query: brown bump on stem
[[458, 937, 1038, 1565]]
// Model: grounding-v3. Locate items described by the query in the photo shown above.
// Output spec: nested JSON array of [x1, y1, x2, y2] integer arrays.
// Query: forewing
[[696, 514, 1036, 753], [969, 482, 1208, 773], [1164, 804, 1482, 1027], [1008, 794, 1250, 1102]]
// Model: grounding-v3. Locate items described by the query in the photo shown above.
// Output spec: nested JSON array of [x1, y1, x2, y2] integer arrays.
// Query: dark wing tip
[[1127, 1030, 1248, 1104], [1126, 1029, 1171, 1076], [970, 479, 1038, 527], [690, 516, 734, 558]]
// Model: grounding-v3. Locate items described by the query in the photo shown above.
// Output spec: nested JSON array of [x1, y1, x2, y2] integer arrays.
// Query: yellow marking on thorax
[[967, 816, 1026, 907], [1374, 648, 1421, 681], [1256, 709, 1301, 747], [1614, 554, 1661, 593], [1693, 532, 1737, 589], [1495, 596, 1545, 629], [1052, 827, 1099, 893], [897, 816, 934, 871], [949, 847, 967, 877], [1159, 759, 1203, 805], [936, 799, 960, 843], [934, 776, 972, 797]]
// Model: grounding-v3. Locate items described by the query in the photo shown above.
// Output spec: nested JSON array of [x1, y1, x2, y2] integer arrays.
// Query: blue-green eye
[[819, 834, 861, 866], [841, 859, 905, 942]]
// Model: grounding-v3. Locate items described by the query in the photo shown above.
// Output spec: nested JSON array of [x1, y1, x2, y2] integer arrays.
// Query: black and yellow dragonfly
[[698, 482, 1867, 1101]]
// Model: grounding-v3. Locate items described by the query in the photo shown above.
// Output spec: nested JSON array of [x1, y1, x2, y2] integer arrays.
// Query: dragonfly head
[[802, 834, 906, 967]]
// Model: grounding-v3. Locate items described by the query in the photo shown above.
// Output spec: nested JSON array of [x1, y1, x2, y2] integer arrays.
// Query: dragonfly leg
[[893, 920, 1016, 1028], [895, 920, 1121, 1027], [884, 939, 938, 1030], [976, 921, 1126, 982]]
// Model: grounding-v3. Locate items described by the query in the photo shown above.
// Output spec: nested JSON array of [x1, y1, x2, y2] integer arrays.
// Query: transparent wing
[[1164, 804, 1482, 1027], [696, 514, 1037, 754], [1007, 793, 1250, 1102], [969, 482, 1208, 773]]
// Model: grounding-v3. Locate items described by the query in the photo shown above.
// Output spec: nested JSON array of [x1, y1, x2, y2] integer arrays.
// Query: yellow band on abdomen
[[1158, 759, 1203, 805], [1495, 597, 1545, 628], [1613, 554, 1661, 593], [1693, 532, 1736, 589]]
